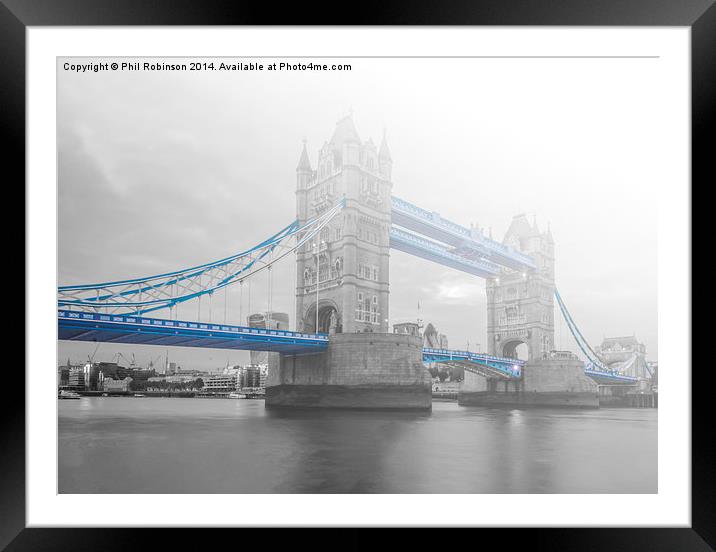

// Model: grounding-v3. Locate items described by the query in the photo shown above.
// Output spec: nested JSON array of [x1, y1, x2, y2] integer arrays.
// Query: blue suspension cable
[[554, 289, 608, 371]]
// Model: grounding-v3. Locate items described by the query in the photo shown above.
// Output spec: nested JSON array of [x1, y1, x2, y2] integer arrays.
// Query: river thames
[[58, 397, 656, 494]]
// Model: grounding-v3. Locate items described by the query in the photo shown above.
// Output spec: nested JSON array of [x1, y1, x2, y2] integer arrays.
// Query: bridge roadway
[[58, 310, 329, 355], [58, 311, 520, 373], [58, 310, 636, 384], [583, 368, 640, 385], [423, 347, 523, 379]]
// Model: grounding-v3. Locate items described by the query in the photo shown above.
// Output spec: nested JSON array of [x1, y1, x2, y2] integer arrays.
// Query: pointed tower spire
[[296, 138, 312, 171], [379, 128, 392, 161], [531, 213, 540, 235], [378, 128, 393, 179], [545, 221, 554, 243], [330, 114, 361, 146]]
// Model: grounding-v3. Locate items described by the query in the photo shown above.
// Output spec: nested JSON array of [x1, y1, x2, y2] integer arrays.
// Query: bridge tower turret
[[295, 139, 312, 217], [378, 130, 392, 181], [294, 115, 392, 334], [486, 215, 555, 361]]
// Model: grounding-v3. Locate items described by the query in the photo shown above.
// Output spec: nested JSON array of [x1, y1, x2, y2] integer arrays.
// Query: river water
[[58, 397, 656, 493]]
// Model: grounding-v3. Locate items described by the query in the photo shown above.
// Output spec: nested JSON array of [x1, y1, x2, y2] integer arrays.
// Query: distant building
[[73, 363, 105, 391], [58, 367, 70, 387], [129, 368, 155, 381], [231, 365, 245, 383], [595, 336, 650, 379], [171, 375, 200, 384], [103, 377, 133, 392], [96, 362, 132, 381], [57, 360, 79, 388], [241, 365, 262, 389], [595, 336, 646, 362], [259, 366, 267, 388], [64, 362, 120, 391], [202, 373, 239, 395], [175, 368, 201, 376], [423, 323, 448, 349], [248, 312, 289, 365], [147, 375, 199, 383], [66, 365, 86, 391], [393, 322, 421, 337]]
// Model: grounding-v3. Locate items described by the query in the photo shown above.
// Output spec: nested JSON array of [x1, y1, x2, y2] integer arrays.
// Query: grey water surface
[[59, 397, 656, 494]]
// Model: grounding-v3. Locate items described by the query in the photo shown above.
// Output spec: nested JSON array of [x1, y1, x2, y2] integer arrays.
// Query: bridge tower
[[486, 215, 555, 361], [295, 115, 392, 334]]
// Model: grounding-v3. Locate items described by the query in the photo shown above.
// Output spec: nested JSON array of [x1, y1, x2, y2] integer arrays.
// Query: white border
[[27, 27, 690, 527]]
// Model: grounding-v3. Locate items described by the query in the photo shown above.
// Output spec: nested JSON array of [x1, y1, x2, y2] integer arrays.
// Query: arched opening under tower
[[502, 340, 529, 361], [304, 302, 341, 334]]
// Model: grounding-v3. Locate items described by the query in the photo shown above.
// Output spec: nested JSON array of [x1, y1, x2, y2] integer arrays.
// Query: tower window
[[356, 292, 365, 321]]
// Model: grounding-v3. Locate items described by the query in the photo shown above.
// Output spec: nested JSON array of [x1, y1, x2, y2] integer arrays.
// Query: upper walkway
[[390, 196, 536, 272]]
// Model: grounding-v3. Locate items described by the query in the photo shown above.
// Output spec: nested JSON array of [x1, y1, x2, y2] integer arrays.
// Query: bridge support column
[[265, 333, 431, 410], [458, 358, 598, 408]]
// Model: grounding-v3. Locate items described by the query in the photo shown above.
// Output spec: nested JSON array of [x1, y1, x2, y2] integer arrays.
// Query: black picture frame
[[5, 0, 711, 549]]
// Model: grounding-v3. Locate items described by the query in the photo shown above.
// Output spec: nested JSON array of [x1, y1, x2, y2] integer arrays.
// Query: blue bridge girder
[[584, 368, 639, 385], [58, 311, 527, 372], [390, 196, 536, 273], [58, 311, 638, 384], [57, 310, 329, 355], [423, 347, 524, 379]]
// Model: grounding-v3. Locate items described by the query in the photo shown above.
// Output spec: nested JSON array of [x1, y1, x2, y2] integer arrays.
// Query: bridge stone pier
[[266, 333, 431, 409], [459, 356, 599, 408]]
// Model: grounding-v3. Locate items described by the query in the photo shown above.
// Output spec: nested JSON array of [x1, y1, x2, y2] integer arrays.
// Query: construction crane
[[148, 353, 164, 370], [117, 352, 136, 368], [87, 342, 101, 365]]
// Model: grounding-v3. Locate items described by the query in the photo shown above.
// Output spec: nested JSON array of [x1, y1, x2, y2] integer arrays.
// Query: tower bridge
[[58, 114, 645, 409]]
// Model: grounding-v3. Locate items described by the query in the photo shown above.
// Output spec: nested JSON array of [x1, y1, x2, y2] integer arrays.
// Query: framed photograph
[[8, 0, 711, 548]]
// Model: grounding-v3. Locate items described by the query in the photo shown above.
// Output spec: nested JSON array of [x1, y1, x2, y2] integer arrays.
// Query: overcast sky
[[57, 56, 661, 370]]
